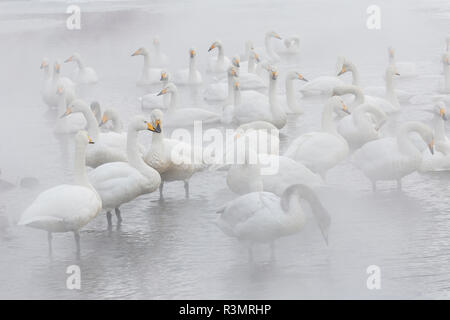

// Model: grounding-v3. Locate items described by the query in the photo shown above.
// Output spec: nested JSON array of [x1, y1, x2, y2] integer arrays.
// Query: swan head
[[386, 65, 400, 77], [208, 41, 222, 52], [266, 31, 282, 40], [442, 53, 450, 65], [131, 47, 148, 57], [232, 56, 240, 68], [56, 85, 65, 96], [99, 109, 119, 127], [64, 52, 81, 63], [432, 101, 448, 121], [286, 71, 308, 82], [233, 80, 240, 91], [329, 96, 350, 115], [160, 70, 170, 82], [337, 62, 349, 76], [90, 101, 101, 117], [61, 99, 88, 118], [227, 66, 238, 77], [53, 60, 62, 74], [388, 46, 395, 58], [40, 58, 49, 70], [157, 83, 176, 96], [280, 184, 330, 245], [129, 115, 155, 133], [189, 48, 197, 59], [249, 50, 260, 63], [75, 130, 95, 146], [148, 109, 164, 133], [268, 66, 278, 80]]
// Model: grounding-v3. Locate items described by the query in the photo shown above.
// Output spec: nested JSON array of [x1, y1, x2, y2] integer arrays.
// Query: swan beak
[[274, 34, 282, 40], [99, 115, 108, 127], [233, 58, 240, 68], [231, 68, 238, 77], [342, 103, 350, 114], [157, 88, 168, 96], [298, 74, 308, 82], [160, 72, 167, 81], [190, 49, 196, 58], [55, 63, 61, 72], [440, 108, 447, 120], [254, 53, 260, 63], [88, 137, 95, 144], [395, 72, 401, 76], [56, 86, 63, 94], [60, 107, 72, 118], [131, 49, 141, 56], [147, 120, 161, 133], [337, 66, 346, 76], [40, 61, 48, 69], [271, 71, 278, 80], [64, 56, 73, 63], [208, 44, 215, 52], [428, 140, 435, 155], [234, 81, 240, 90]]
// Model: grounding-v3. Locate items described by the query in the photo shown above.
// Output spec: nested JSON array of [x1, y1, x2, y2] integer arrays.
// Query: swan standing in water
[[298, 56, 346, 96], [216, 184, 330, 261], [64, 52, 98, 85], [353, 121, 434, 191], [388, 47, 417, 78], [279, 71, 308, 114], [420, 102, 450, 172], [139, 71, 171, 110], [158, 83, 222, 127], [207, 40, 231, 73], [151, 36, 169, 67], [233, 66, 287, 129], [337, 103, 387, 150], [89, 116, 161, 228], [131, 47, 163, 86], [284, 96, 350, 179], [61, 99, 128, 168], [174, 48, 202, 85], [144, 109, 207, 200], [18, 131, 101, 256]]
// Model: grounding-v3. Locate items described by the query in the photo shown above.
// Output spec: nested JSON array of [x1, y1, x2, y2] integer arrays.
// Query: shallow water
[[1, 0, 450, 299]]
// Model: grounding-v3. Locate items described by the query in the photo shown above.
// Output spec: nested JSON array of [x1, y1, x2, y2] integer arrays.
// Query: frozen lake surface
[[1, 0, 450, 299]]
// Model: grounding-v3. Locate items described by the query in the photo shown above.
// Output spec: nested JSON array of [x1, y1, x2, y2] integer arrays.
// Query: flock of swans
[[16, 31, 450, 261]]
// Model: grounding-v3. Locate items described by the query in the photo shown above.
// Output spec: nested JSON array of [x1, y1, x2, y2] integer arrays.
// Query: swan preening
[[65, 52, 98, 85], [217, 184, 330, 261], [19, 131, 101, 256], [140, 70, 171, 110]]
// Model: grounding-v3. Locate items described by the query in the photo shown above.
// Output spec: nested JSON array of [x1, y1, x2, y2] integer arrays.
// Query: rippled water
[[1, 0, 450, 299]]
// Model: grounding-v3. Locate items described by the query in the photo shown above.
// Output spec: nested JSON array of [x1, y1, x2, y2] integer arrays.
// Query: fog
[[1, 0, 450, 299]]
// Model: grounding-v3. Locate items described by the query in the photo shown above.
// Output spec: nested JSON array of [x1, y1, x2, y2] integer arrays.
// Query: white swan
[[234, 120, 280, 155], [233, 54, 266, 91], [353, 121, 434, 190], [158, 83, 222, 127], [174, 48, 202, 85], [18, 131, 101, 256], [442, 53, 450, 93], [151, 36, 169, 67], [144, 109, 207, 200], [420, 102, 450, 172], [204, 66, 238, 103], [337, 102, 387, 150], [254, 31, 282, 63], [239, 40, 254, 62], [278, 35, 300, 55], [388, 47, 417, 78], [216, 184, 330, 260], [364, 65, 413, 103], [40, 58, 55, 108], [61, 99, 128, 168], [64, 52, 98, 85], [299, 56, 347, 96], [233, 66, 287, 129], [280, 71, 308, 114], [139, 70, 171, 110], [54, 85, 86, 135], [51, 60, 76, 106], [207, 40, 231, 73], [284, 96, 350, 178], [89, 116, 161, 228], [99, 108, 124, 133], [131, 47, 163, 86]]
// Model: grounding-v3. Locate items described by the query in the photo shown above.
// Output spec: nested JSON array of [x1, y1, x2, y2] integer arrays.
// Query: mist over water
[[1, 0, 450, 299]]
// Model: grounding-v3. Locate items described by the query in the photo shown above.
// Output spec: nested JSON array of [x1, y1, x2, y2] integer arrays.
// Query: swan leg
[[74, 231, 80, 257], [184, 180, 190, 198], [115, 208, 122, 224], [106, 211, 112, 229], [47, 232, 53, 256], [159, 182, 164, 201]]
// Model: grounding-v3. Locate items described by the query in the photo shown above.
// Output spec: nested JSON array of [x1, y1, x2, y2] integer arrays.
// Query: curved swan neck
[[75, 57, 85, 70], [168, 88, 179, 110], [321, 100, 339, 135], [397, 123, 428, 157], [74, 140, 93, 189], [216, 43, 225, 60], [143, 52, 150, 69], [265, 35, 278, 61], [347, 62, 360, 86], [80, 105, 100, 141]]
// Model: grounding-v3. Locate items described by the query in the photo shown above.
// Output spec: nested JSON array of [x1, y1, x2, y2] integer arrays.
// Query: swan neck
[[321, 101, 338, 135], [189, 57, 196, 82], [169, 89, 178, 110], [74, 141, 92, 189], [348, 62, 360, 86], [81, 106, 100, 141], [433, 115, 446, 141], [285, 78, 296, 109]]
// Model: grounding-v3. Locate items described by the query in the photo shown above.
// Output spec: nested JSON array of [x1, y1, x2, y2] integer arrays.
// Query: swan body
[[18, 131, 101, 255], [62, 99, 129, 168], [353, 121, 434, 190], [45, 60, 76, 107], [89, 116, 161, 227], [233, 54, 266, 91], [284, 96, 350, 178], [388, 47, 417, 78], [174, 48, 202, 85], [159, 83, 222, 127], [150, 36, 169, 67], [337, 103, 387, 150], [216, 184, 330, 260], [132, 47, 163, 86], [207, 40, 231, 73], [139, 71, 171, 110], [233, 66, 287, 129], [65, 52, 98, 85]]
